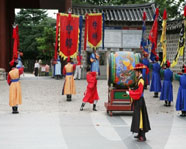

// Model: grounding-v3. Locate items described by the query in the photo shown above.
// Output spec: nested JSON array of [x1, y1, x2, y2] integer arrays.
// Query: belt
[[66, 72, 73, 75], [11, 79, 19, 82]]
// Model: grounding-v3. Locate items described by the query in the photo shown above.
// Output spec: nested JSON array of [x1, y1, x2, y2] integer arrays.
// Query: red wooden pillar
[[65, 0, 72, 13], [0, 0, 8, 71], [0, 0, 14, 71]]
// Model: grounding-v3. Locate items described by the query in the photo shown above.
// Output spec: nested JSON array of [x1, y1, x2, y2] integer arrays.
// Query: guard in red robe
[[80, 66, 99, 111], [127, 63, 151, 142]]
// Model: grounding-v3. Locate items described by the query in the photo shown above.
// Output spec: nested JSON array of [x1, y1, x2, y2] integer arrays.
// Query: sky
[[15, 9, 58, 19]]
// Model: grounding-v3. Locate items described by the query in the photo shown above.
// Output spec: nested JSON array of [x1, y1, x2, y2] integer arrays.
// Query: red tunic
[[129, 79, 144, 100], [83, 72, 99, 103]]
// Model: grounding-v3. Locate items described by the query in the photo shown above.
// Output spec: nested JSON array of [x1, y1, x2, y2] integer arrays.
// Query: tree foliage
[[72, 0, 186, 18], [36, 18, 56, 60], [15, 9, 56, 61]]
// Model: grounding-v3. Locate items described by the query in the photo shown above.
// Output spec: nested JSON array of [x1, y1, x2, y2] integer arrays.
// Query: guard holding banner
[[7, 60, 24, 114], [150, 56, 162, 98]]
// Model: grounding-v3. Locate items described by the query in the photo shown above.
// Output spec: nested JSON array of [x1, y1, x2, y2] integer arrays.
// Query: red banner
[[84, 13, 102, 50], [12, 26, 19, 60], [59, 13, 79, 58], [54, 13, 60, 60]]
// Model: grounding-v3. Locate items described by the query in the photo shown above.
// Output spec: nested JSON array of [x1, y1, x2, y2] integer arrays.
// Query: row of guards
[[141, 7, 186, 67], [54, 10, 105, 61]]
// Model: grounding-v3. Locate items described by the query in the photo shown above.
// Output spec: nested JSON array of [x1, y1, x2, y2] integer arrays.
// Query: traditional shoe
[[180, 114, 185, 117], [67, 98, 71, 102], [93, 104, 97, 111], [134, 134, 140, 138], [164, 104, 167, 107], [12, 107, 19, 114], [137, 136, 146, 142], [80, 103, 85, 111]]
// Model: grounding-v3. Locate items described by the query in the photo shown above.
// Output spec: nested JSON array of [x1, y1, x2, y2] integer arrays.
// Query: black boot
[[164, 101, 168, 106], [80, 103, 85, 111], [180, 111, 186, 117], [12, 107, 15, 114], [167, 101, 171, 107], [93, 104, 97, 111], [66, 95, 71, 101], [138, 130, 146, 142], [144, 85, 147, 90], [15, 107, 19, 113], [12, 106, 19, 114], [153, 92, 158, 98], [134, 130, 141, 138]]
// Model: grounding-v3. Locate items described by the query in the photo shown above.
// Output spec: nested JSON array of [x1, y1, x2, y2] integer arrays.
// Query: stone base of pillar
[[0, 68, 6, 80]]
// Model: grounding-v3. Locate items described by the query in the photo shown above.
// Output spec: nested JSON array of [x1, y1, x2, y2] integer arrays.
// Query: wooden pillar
[[65, 0, 72, 13], [0, 0, 8, 71], [0, 0, 14, 72]]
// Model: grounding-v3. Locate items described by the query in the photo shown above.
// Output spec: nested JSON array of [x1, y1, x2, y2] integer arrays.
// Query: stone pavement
[[0, 73, 186, 149]]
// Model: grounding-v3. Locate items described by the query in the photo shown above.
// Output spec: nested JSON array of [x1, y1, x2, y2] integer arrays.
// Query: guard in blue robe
[[160, 60, 173, 106], [175, 65, 186, 117], [142, 52, 150, 89], [150, 56, 161, 98], [55, 55, 62, 79], [90, 48, 100, 75], [16, 54, 23, 69]]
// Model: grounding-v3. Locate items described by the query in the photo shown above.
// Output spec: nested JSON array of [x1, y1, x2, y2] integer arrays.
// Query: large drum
[[108, 51, 141, 88]]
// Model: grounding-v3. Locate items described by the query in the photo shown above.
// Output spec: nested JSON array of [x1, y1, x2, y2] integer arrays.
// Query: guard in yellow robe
[[7, 61, 24, 114], [62, 58, 76, 101]]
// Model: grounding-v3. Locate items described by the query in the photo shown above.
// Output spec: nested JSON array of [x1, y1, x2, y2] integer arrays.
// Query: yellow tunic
[[63, 63, 76, 95], [9, 69, 22, 107], [138, 79, 144, 129]]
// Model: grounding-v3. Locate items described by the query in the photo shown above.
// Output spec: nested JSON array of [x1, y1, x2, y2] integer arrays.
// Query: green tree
[[15, 9, 49, 60], [36, 17, 56, 61]]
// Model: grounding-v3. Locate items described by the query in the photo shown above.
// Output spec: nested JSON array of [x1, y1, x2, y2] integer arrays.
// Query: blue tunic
[[142, 58, 150, 85], [55, 57, 61, 76], [160, 68, 173, 101], [16, 54, 23, 68], [150, 62, 161, 92], [90, 53, 100, 74], [176, 74, 186, 111]]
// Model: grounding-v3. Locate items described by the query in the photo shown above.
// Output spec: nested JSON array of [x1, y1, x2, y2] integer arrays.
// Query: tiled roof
[[72, 3, 156, 22], [166, 19, 183, 31]]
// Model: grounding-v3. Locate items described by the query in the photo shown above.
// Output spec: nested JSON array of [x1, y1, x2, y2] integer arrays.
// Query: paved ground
[[0, 73, 186, 149]]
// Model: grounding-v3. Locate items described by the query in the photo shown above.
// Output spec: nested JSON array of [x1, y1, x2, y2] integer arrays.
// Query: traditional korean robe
[[175, 74, 186, 111], [150, 62, 161, 92], [62, 63, 76, 95], [129, 76, 151, 133], [90, 53, 100, 75], [160, 68, 173, 102], [142, 58, 150, 85], [82, 72, 99, 103], [55, 57, 61, 76], [16, 54, 23, 69], [7, 67, 24, 107]]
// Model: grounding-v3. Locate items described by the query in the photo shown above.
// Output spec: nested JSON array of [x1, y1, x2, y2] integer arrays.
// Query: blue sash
[[66, 72, 73, 75], [11, 79, 19, 82]]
